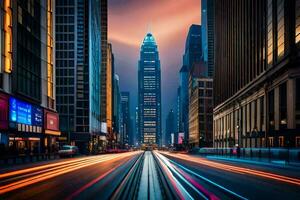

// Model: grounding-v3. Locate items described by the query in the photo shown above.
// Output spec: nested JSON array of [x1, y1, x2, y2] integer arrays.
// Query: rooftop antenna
[[147, 20, 152, 33]]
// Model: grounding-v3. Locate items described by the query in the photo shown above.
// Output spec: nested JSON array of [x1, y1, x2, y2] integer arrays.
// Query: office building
[[0, 0, 60, 155], [106, 43, 114, 147], [214, 0, 300, 148], [121, 92, 130, 147], [179, 25, 203, 144], [138, 32, 162, 146], [189, 63, 213, 147], [113, 74, 121, 146], [165, 109, 175, 146], [55, 0, 107, 153]]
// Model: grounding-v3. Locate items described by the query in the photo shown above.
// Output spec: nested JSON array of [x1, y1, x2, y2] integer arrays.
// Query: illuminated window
[[4, 0, 13, 73], [296, 0, 300, 43], [277, 0, 285, 58], [267, 0, 273, 66]]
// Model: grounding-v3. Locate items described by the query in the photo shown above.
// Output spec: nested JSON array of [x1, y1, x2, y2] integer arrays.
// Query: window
[[296, 79, 300, 128], [267, 0, 273, 66], [279, 136, 284, 147], [296, 0, 300, 43], [277, 0, 285, 58], [269, 90, 275, 130], [296, 137, 300, 147], [279, 82, 287, 129]]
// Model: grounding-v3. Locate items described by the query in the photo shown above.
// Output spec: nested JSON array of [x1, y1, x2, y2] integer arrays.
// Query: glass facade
[[277, 0, 285, 58], [89, 0, 101, 134], [267, 0, 273, 66], [138, 33, 161, 145]]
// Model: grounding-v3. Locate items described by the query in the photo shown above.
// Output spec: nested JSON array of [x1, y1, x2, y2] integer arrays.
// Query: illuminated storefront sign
[[32, 106, 43, 126], [44, 110, 60, 136], [9, 97, 32, 125], [9, 97, 43, 132]]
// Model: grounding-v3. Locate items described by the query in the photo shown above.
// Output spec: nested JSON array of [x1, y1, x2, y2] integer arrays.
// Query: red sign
[[0, 93, 9, 130], [44, 110, 59, 131]]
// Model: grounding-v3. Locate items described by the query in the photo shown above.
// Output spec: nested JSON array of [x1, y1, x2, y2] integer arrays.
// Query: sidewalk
[[205, 155, 300, 170], [0, 153, 60, 169]]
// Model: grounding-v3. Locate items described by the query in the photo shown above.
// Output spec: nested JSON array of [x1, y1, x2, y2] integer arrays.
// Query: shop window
[[279, 82, 287, 129], [268, 137, 274, 147], [296, 137, 300, 147], [278, 136, 284, 147]]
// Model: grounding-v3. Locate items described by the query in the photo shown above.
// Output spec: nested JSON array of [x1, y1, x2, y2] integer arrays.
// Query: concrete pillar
[[287, 79, 296, 129], [274, 87, 280, 130]]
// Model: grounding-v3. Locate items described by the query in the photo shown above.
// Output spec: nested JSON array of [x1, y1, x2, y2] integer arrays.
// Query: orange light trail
[[0, 154, 113, 179], [0, 152, 141, 195], [159, 152, 300, 187]]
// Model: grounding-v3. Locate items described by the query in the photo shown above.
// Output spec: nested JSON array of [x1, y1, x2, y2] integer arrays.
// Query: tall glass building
[[55, 0, 107, 153], [138, 33, 162, 146]]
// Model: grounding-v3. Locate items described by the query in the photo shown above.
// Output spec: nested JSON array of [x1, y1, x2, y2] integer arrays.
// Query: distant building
[[138, 33, 162, 146], [189, 63, 213, 147], [214, 0, 300, 148], [0, 0, 59, 155], [113, 74, 121, 146], [106, 43, 114, 147], [121, 92, 130, 147], [201, 0, 215, 77], [55, 0, 107, 153], [179, 24, 203, 144], [165, 109, 175, 146]]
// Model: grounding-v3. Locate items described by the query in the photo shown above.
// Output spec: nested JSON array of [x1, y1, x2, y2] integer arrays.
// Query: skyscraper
[[165, 109, 175, 146], [213, 0, 300, 148], [201, 0, 215, 77], [179, 24, 203, 144], [138, 33, 162, 146], [0, 0, 60, 155], [113, 74, 121, 146], [121, 92, 130, 147], [55, 0, 107, 153], [106, 43, 114, 146]]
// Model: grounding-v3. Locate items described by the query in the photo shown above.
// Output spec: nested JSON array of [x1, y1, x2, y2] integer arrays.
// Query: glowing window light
[[4, 0, 12, 73]]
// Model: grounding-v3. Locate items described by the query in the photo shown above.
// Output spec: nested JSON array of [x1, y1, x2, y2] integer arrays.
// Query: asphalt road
[[0, 151, 299, 200]]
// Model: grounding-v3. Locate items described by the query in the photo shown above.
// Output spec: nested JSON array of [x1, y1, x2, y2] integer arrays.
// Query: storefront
[[7, 97, 44, 155], [44, 109, 60, 153]]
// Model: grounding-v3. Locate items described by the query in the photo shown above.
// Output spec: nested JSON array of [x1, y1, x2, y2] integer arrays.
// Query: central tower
[[138, 33, 162, 146]]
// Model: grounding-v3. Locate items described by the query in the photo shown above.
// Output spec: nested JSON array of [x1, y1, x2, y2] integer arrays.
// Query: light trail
[[0, 154, 113, 179], [0, 152, 141, 195], [153, 151, 193, 200], [159, 152, 300, 186]]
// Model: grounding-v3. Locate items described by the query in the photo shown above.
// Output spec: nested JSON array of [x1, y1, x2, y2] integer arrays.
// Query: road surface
[[0, 151, 299, 199]]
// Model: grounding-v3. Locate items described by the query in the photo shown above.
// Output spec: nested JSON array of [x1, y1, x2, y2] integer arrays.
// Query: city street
[[0, 151, 299, 200]]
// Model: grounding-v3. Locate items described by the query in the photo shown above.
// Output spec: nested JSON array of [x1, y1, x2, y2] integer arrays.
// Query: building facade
[[138, 33, 162, 146], [189, 69, 213, 147], [121, 92, 130, 147], [0, 0, 60, 156], [55, 0, 107, 153], [165, 109, 175, 147], [179, 25, 203, 144], [113, 74, 121, 147], [214, 0, 300, 148], [106, 43, 114, 147]]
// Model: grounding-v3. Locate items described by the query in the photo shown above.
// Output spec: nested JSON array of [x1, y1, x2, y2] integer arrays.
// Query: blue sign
[[32, 106, 43, 126], [9, 97, 32, 125]]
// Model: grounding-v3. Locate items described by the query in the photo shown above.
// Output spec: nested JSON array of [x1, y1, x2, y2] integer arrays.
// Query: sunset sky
[[108, 0, 201, 131]]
